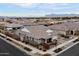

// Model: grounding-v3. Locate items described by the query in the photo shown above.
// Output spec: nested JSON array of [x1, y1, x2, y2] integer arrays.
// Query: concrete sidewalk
[[0, 33, 78, 56]]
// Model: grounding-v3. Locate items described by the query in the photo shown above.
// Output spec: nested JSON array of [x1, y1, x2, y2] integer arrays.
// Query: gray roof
[[18, 25, 56, 39], [48, 22, 79, 31], [3, 23, 23, 28]]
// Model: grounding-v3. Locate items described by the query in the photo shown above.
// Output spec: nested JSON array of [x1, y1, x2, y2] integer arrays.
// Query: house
[[15, 25, 58, 50], [0, 23, 23, 31], [48, 22, 79, 35]]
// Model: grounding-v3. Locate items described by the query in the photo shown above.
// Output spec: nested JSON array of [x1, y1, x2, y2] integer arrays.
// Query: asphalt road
[[0, 38, 29, 56], [58, 43, 79, 56], [1, 37, 79, 56]]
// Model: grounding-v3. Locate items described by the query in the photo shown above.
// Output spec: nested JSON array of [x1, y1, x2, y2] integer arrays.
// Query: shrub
[[43, 53, 51, 56], [24, 47, 32, 51]]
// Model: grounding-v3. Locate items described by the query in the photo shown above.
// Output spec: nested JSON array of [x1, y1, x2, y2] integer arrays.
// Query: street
[[0, 38, 29, 56], [58, 43, 79, 56], [0, 36, 79, 56]]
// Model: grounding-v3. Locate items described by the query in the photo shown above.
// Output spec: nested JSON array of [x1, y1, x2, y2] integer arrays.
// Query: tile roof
[[18, 25, 56, 39], [48, 22, 79, 31], [3, 23, 23, 28]]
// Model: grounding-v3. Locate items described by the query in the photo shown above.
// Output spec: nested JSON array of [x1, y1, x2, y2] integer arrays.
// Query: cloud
[[13, 3, 33, 7], [12, 3, 70, 9]]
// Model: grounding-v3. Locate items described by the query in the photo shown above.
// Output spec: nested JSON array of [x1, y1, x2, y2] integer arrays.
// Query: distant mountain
[[46, 14, 79, 17]]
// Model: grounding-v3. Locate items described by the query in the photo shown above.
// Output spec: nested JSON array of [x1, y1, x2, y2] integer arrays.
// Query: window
[[13, 28, 16, 30], [32, 38, 34, 41], [71, 30, 73, 35], [40, 38, 45, 43], [17, 27, 21, 29], [47, 38, 52, 43], [27, 36, 29, 39]]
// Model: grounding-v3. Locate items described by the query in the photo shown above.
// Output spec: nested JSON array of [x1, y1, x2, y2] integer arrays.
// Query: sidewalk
[[0, 33, 78, 56], [0, 33, 53, 55]]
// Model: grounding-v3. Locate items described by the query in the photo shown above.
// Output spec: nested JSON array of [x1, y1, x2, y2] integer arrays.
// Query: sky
[[0, 3, 79, 17]]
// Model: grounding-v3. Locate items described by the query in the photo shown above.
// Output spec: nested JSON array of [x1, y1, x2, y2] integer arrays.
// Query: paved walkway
[[0, 33, 78, 56]]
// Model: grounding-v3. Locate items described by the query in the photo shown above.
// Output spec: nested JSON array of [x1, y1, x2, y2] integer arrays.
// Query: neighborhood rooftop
[[17, 25, 56, 39], [48, 22, 79, 31], [1, 23, 23, 28]]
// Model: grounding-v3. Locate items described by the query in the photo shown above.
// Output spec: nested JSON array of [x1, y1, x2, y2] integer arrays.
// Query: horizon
[[0, 3, 79, 17]]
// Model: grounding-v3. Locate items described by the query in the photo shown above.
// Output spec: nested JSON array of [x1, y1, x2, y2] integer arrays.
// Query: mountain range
[[46, 14, 79, 17]]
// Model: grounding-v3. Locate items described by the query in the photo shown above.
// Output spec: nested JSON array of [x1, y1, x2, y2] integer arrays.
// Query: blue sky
[[0, 3, 79, 16]]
